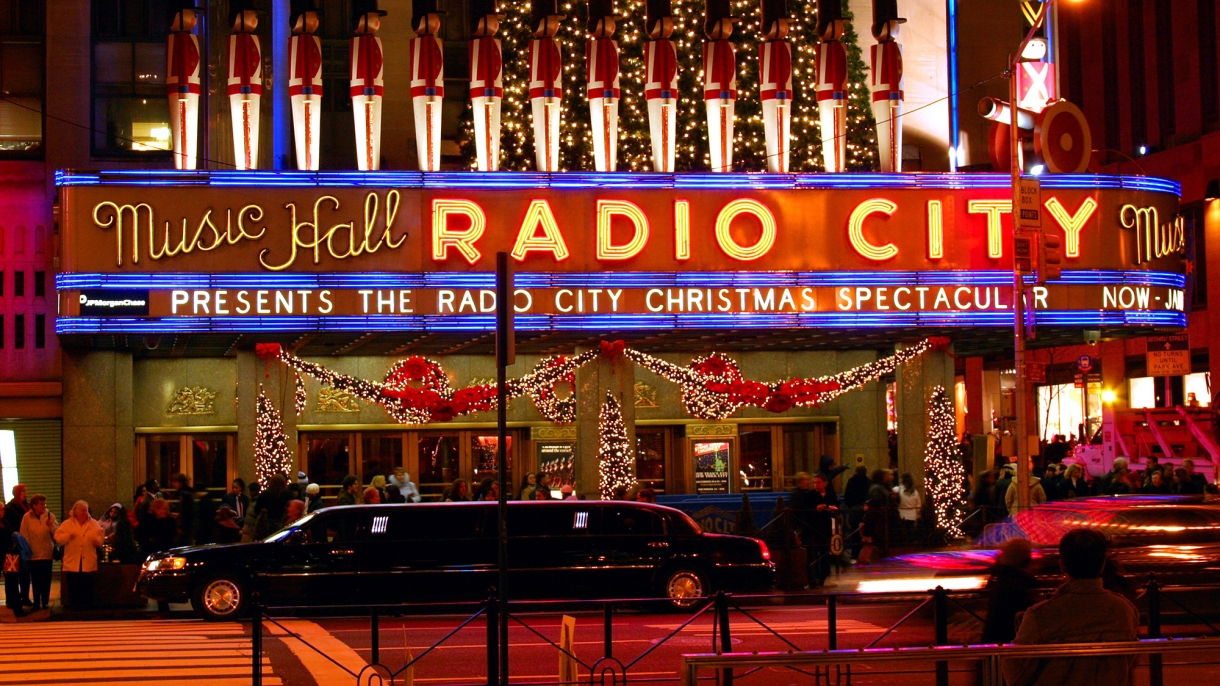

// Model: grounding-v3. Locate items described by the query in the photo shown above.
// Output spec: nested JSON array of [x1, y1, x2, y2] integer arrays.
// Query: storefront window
[[782, 423, 838, 489], [1184, 373, 1211, 407], [0, 1, 44, 157], [362, 432, 402, 484], [417, 433, 460, 499], [305, 434, 351, 487], [1037, 382, 1101, 441], [91, 0, 172, 156], [634, 427, 666, 493], [190, 436, 228, 492], [471, 434, 512, 484], [738, 426, 773, 491], [145, 436, 180, 489]]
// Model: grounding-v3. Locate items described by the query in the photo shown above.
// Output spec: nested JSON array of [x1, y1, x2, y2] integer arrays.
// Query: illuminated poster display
[[693, 440, 732, 494], [55, 171, 1186, 334]]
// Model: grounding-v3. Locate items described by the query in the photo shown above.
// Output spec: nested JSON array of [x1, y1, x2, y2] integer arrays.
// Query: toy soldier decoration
[[814, 0, 848, 172], [644, 0, 678, 172], [351, 0, 387, 171], [469, 0, 505, 171], [228, 1, 263, 170], [529, 0, 565, 172], [703, 0, 737, 172], [290, 0, 323, 170], [411, 0, 445, 171], [166, 1, 202, 170], [586, 0, 621, 172], [869, 0, 904, 171], [759, 0, 792, 172]]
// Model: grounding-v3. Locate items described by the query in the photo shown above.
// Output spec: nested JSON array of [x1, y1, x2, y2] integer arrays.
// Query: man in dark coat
[[816, 455, 847, 499], [843, 466, 871, 560], [806, 473, 839, 586], [221, 478, 250, 523], [981, 538, 1038, 644]]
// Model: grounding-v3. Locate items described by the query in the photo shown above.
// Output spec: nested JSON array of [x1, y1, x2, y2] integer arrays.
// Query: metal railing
[[679, 636, 1220, 686], [247, 576, 1220, 686]]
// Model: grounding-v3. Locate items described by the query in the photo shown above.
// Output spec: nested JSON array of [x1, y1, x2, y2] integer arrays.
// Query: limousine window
[[603, 507, 664, 535], [508, 506, 595, 536]]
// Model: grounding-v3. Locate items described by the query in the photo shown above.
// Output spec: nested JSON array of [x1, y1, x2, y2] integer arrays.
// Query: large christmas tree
[[923, 386, 968, 538], [597, 391, 634, 499], [459, 0, 877, 171], [255, 388, 295, 488]]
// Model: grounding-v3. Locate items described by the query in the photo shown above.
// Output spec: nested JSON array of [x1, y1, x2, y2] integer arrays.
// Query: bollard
[[487, 591, 499, 686], [932, 586, 949, 686], [371, 607, 380, 666], [251, 593, 263, 686], [604, 603, 614, 661], [715, 591, 733, 686], [1147, 576, 1163, 686], [827, 595, 838, 650]]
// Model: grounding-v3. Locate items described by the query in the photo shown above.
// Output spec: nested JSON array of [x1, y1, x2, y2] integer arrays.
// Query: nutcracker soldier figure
[[703, 0, 737, 172], [529, 0, 565, 172], [869, 0, 904, 171], [644, 0, 678, 172], [586, 0, 621, 172], [351, 0, 387, 171], [289, 0, 323, 171], [166, 2, 201, 170], [228, 1, 263, 170], [469, 0, 505, 171], [411, 0, 445, 171], [814, 0, 848, 172], [758, 0, 792, 172]]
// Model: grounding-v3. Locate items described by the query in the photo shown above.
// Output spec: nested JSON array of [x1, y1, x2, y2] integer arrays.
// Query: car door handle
[[647, 542, 669, 548], [329, 549, 355, 556]]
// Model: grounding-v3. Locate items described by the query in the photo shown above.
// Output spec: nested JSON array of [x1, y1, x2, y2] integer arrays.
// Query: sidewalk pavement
[[0, 575, 194, 622]]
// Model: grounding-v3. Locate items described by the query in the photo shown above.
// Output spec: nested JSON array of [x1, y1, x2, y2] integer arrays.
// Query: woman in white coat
[[53, 501, 105, 609]]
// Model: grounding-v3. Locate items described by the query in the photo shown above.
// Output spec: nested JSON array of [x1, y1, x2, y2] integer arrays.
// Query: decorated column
[[529, 0, 565, 172], [643, 0, 678, 172], [575, 343, 635, 500], [869, 0, 904, 172], [758, 0, 792, 173], [289, 0, 324, 171], [350, 0, 387, 171], [586, 0, 621, 172], [702, 0, 737, 172], [814, 0, 848, 172], [411, 0, 445, 171], [469, 0, 505, 171], [227, 1, 263, 170], [894, 341, 954, 491], [166, 2, 202, 170]]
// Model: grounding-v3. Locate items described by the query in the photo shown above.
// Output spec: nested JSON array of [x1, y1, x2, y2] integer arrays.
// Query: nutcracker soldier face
[[471, 0, 504, 35], [355, 11, 382, 34], [414, 0, 442, 36], [816, 0, 846, 41], [292, 3, 320, 34], [646, 0, 673, 40], [170, 7, 197, 32], [232, 7, 258, 31], [761, 0, 789, 40], [871, 0, 902, 41], [532, 4, 563, 37]]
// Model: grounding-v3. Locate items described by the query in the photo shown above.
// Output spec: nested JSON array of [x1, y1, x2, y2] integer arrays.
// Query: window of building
[[304, 433, 352, 488], [12, 313, 22, 348], [634, 427, 667, 493], [32, 270, 43, 296], [782, 423, 839, 490], [1127, 0, 1147, 151], [13, 269, 22, 296], [1184, 372, 1211, 407], [417, 433, 460, 499], [33, 313, 42, 348], [0, 0, 44, 157], [140, 434, 235, 494], [470, 434, 511, 485], [1154, 0, 1175, 143], [0, 315, 4, 348], [1038, 382, 1101, 441], [91, 0, 173, 156], [1200, 0, 1219, 129], [738, 426, 773, 491], [190, 435, 228, 492], [145, 435, 182, 488], [361, 432, 402, 485]]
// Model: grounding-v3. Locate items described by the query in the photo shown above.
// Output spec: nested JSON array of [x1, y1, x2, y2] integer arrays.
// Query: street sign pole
[[495, 252, 514, 685], [1010, 53, 1032, 510]]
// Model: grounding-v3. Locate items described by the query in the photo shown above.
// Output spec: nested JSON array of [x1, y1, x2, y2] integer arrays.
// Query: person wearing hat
[[304, 483, 324, 513], [388, 467, 421, 503], [560, 484, 577, 500]]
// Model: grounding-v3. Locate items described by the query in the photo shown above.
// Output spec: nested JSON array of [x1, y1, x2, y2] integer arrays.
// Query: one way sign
[[1146, 335, 1190, 376]]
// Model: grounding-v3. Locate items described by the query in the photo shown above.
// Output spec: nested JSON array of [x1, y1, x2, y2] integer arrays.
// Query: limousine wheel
[[663, 568, 707, 609], [194, 574, 247, 621]]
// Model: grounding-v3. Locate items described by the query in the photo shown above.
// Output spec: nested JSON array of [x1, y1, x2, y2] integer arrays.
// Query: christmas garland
[[255, 337, 950, 425]]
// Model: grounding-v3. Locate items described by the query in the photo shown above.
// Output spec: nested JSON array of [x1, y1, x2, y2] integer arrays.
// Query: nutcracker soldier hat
[[870, 0, 905, 37], [530, 0, 567, 29], [587, 0, 626, 32], [352, 0, 388, 27], [290, 0, 322, 28], [760, 0, 790, 34], [468, 0, 506, 32], [645, 0, 672, 34], [413, 0, 446, 18], [167, 0, 202, 25], [703, 0, 737, 38], [229, 0, 260, 30], [815, 0, 846, 37]]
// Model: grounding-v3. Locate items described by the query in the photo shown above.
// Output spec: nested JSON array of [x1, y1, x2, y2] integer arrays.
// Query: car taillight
[[757, 540, 771, 561]]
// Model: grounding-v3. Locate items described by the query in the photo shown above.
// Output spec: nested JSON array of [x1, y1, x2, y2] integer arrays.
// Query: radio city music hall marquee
[[54, 171, 1187, 334]]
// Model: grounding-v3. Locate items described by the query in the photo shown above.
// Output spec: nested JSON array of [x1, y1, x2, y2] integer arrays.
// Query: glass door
[[634, 427, 668, 494], [416, 432, 461, 500]]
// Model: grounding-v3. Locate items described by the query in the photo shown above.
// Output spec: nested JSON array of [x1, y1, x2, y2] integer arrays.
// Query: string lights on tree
[[254, 388, 295, 488], [598, 391, 634, 498], [459, 0, 876, 170], [924, 385, 968, 538], [294, 372, 307, 417]]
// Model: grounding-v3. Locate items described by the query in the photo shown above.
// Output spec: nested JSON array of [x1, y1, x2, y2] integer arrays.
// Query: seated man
[[1003, 528, 1139, 686]]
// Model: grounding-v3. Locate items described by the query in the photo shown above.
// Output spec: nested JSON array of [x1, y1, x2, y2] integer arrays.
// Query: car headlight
[[145, 556, 188, 572]]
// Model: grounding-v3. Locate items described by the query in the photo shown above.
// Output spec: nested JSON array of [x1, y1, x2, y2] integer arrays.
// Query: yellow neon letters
[[714, 199, 776, 261], [511, 199, 571, 261], [432, 199, 487, 264], [847, 198, 899, 261], [926, 200, 944, 259], [596, 200, 650, 260], [1044, 196, 1097, 258], [967, 199, 1011, 259], [674, 200, 691, 261]]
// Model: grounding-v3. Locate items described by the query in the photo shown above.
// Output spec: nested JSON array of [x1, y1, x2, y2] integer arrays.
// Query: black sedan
[[137, 500, 775, 621]]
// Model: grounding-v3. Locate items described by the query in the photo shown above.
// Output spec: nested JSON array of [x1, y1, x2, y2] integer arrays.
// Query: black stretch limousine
[[137, 501, 775, 620]]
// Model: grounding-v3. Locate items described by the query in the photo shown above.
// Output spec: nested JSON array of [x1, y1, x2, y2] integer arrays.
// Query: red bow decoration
[[254, 343, 282, 378], [927, 337, 952, 352], [693, 356, 733, 377], [764, 392, 795, 413], [600, 340, 626, 374]]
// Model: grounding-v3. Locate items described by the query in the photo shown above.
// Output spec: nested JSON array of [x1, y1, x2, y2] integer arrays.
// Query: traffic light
[[1038, 231, 1062, 283]]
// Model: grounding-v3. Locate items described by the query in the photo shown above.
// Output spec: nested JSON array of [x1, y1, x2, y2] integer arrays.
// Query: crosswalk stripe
[[0, 658, 269, 672], [0, 647, 256, 661], [7, 667, 273, 681], [22, 679, 281, 686]]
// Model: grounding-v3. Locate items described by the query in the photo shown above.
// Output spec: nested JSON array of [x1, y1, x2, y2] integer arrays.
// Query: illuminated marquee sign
[[55, 171, 1186, 333]]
